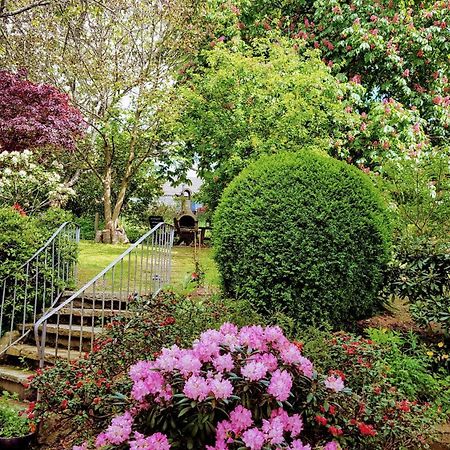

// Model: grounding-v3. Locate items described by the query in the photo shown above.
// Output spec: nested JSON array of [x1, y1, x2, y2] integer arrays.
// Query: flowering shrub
[[207, 1, 450, 147], [303, 330, 447, 448], [79, 324, 347, 449], [30, 293, 266, 446], [33, 298, 444, 449], [0, 150, 75, 213]]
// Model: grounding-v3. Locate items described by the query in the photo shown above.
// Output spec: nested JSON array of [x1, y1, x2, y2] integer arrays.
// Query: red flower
[[397, 400, 411, 412], [329, 426, 343, 437], [315, 415, 328, 426], [160, 316, 176, 326], [329, 369, 346, 381], [12, 203, 26, 216], [358, 422, 377, 436], [60, 399, 68, 410]]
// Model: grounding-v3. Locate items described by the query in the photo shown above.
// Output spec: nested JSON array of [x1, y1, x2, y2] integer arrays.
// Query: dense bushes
[[30, 292, 266, 445], [0, 207, 46, 280], [0, 207, 78, 337], [386, 237, 450, 333], [30, 291, 447, 449], [214, 151, 392, 327]]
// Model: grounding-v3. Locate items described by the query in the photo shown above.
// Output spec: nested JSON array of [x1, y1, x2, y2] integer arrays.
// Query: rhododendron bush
[[71, 324, 439, 450], [0, 150, 74, 213], [76, 324, 347, 449]]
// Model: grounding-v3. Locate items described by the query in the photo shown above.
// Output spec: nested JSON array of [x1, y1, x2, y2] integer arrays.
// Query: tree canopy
[[0, 70, 85, 152]]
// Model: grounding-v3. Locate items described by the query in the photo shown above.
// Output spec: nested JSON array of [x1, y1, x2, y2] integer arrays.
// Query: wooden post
[[94, 213, 99, 236]]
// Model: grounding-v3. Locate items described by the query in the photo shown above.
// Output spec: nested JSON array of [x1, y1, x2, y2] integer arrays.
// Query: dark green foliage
[[387, 237, 450, 332], [36, 207, 75, 232], [0, 207, 78, 336], [0, 207, 46, 280], [76, 215, 99, 241], [214, 150, 392, 327]]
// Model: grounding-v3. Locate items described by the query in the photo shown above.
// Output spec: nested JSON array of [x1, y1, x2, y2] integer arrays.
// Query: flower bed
[[70, 324, 441, 450]]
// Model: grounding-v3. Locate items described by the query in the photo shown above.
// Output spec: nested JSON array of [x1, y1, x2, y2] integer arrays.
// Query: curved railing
[[34, 222, 174, 366], [0, 222, 80, 355]]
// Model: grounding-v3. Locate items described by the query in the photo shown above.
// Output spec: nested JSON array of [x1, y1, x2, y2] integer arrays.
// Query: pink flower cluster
[[129, 432, 170, 450], [206, 405, 338, 450], [324, 375, 345, 393], [128, 324, 317, 405], [82, 325, 345, 450], [95, 411, 133, 446]]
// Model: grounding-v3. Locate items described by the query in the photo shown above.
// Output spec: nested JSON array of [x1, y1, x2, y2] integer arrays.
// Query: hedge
[[213, 150, 392, 327]]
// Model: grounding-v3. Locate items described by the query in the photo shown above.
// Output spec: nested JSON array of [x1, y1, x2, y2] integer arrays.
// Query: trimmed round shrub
[[213, 150, 392, 327]]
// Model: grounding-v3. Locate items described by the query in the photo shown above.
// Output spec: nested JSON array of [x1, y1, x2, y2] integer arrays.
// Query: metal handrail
[[0, 221, 79, 284], [0, 221, 80, 354], [35, 222, 170, 326], [34, 222, 174, 366]]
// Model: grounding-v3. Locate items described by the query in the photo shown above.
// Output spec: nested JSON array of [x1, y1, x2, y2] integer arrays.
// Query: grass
[[76, 240, 219, 293]]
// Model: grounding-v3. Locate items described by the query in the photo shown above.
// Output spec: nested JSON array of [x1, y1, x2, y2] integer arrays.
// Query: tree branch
[[0, 1, 50, 18]]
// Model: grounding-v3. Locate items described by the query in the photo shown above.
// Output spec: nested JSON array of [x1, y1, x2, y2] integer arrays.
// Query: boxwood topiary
[[213, 150, 392, 327]]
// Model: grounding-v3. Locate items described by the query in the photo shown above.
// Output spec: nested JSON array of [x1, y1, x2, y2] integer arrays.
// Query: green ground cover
[[77, 240, 219, 292]]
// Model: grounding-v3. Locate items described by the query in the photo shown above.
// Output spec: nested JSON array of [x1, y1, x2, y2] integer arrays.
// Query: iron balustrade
[[34, 222, 174, 367], [0, 222, 80, 355]]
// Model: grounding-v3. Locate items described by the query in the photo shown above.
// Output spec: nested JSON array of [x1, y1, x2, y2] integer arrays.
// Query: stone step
[[5, 343, 80, 363], [58, 307, 133, 318], [63, 291, 131, 301], [0, 365, 34, 400], [27, 323, 102, 338]]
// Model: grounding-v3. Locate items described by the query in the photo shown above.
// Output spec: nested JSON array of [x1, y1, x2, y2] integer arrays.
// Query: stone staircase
[[0, 222, 174, 402], [0, 291, 130, 400]]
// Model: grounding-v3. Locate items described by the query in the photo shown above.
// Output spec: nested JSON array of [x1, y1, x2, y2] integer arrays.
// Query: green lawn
[[76, 241, 219, 292]]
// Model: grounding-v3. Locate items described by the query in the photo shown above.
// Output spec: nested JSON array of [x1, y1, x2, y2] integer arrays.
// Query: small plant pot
[[0, 432, 35, 450]]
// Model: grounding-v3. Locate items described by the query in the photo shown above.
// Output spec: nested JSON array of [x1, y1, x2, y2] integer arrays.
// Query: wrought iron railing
[[0, 222, 80, 355], [34, 222, 174, 366]]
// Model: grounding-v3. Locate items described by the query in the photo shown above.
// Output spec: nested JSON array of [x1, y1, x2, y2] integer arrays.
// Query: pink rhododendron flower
[[290, 440, 312, 450], [325, 375, 345, 393], [241, 361, 268, 381], [219, 322, 238, 336], [192, 340, 221, 362], [239, 325, 267, 351], [268, 369, 292, 401], [242, 428, 266, 450], [183, 375, 210, 401], [298, 356, 314, 378], [262, 416, 284, 444], [280, 343, 303, 365], [129, 432, 171, 450], [250, 352, 278, 371], [213, 353, 234, 372], [176, 352, 202, 376], [155, 346, 180, 372], [97, 411, 133, 446], [229, 405, 253, 432], [209, 377, 233, 400]]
